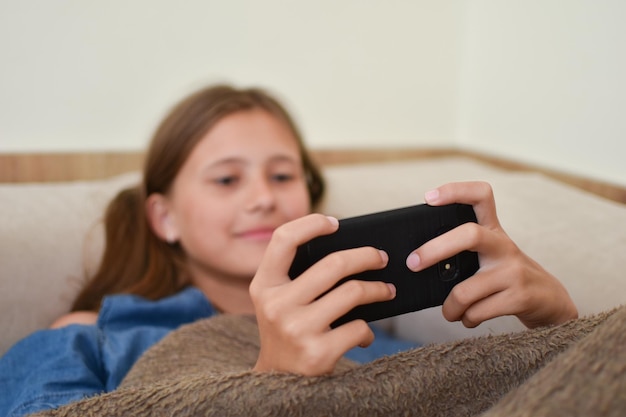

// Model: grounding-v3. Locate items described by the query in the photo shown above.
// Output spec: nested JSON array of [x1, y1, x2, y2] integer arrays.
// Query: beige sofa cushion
[[1, 157, 625, 356], [0, 172, 140, 356]]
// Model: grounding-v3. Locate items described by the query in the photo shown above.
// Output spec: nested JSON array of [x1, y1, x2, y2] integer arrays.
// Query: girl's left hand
[[405, 181, 578, 329]]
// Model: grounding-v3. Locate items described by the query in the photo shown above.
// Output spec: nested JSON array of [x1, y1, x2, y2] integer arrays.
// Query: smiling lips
[[236, 227, 276, 241]]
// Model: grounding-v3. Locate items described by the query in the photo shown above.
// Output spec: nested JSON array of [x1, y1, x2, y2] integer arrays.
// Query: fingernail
[[378, 250, 389, 264], [326, 216, 339, 227], [386, 283, 396, 299], [424, 189, 439, 204], [406, 253, 421, 271]]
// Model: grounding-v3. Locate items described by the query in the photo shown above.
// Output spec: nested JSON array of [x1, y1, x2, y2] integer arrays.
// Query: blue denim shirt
[[0, 287, 418, 417]]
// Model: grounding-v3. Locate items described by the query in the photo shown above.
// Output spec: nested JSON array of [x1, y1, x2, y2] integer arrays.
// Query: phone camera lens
[[438, 256, 459, 281]]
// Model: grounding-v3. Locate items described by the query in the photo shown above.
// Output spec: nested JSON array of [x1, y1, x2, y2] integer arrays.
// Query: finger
[[424, 182, 500, 228], [289, 247, 389, 305], [406, 221, 502, 272], [306, 279, 396, 329], [441, 268, 509, 324], [322, 319, 376, 356], [447, 290, 512, 328], [255, 214, 338, 287]]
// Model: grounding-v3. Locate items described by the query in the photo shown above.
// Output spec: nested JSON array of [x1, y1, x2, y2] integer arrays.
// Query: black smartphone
[[288, 204, 480, 327]]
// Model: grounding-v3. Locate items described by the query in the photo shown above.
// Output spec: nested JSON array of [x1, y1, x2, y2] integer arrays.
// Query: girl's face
[[162, 109, 311, 284]]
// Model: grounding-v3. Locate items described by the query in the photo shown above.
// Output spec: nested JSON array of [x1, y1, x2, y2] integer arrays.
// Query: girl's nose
[[246, 177, 276, 212]]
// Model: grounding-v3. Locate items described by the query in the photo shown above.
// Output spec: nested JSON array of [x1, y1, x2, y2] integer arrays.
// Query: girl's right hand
[[249, 214, 396, 376]]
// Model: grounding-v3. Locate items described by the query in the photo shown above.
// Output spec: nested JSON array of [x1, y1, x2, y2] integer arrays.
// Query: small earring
[[165, 231, 177, 244]]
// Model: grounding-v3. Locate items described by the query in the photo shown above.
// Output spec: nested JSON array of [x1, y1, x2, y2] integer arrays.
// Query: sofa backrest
[[2, 157, 626, 356]]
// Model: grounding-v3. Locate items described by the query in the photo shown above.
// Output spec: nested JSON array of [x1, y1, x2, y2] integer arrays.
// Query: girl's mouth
[[237, 228, 275, 241]]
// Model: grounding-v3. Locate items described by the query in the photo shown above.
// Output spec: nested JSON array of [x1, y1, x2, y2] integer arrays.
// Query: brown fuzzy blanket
[[32, 306, 626, 417]]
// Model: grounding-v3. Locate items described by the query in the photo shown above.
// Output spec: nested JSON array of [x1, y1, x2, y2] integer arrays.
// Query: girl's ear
[[145, 193, 180, 244]]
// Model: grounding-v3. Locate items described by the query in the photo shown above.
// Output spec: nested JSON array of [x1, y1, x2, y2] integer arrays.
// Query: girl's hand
[[249, 214, 396, 376], [406, 181, 578, 329]]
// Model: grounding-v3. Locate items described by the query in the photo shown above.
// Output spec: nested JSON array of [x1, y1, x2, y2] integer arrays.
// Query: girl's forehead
[[183, 110, 302, 170]]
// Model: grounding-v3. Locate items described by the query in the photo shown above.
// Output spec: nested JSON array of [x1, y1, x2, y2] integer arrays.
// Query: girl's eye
[[272, 173, 295, 183], [213, 176, 239, 186]]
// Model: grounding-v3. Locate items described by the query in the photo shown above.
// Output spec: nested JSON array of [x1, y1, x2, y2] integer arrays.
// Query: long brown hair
[[72, 85, 325, 311]]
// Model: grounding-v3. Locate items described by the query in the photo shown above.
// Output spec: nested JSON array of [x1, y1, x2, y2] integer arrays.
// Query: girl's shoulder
[[98, 287, 216, 330]]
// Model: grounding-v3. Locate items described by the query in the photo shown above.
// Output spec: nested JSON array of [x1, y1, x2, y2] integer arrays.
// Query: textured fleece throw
[[32, 306, 626, 417]]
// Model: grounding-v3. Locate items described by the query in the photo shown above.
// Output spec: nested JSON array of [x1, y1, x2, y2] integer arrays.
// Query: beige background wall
[[0, 1, 463, 151], [1, 1, 624, 186], [457, 0, 626, 186]]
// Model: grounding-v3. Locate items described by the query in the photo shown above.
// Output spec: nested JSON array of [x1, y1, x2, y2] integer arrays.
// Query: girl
[[0, 85, 577, 416]]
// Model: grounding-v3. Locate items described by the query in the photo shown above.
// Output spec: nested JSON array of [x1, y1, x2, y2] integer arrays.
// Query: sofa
[[2, 155, 625, 415]]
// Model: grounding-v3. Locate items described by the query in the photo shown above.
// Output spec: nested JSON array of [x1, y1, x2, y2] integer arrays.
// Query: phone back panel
[[289, 204, 480, 326]]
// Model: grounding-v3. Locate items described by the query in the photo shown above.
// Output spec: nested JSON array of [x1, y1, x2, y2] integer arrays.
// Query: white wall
[[457, 0, 626, 186], [2, 1, 625, 186], [0, 1, 463, 152]]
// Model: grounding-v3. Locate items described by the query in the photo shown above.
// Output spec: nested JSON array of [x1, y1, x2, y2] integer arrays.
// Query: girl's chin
[[237, 250, 268, 273]]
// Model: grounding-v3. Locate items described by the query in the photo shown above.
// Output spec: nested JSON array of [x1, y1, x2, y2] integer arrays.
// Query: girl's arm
[[50, 311, 98, 328]]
